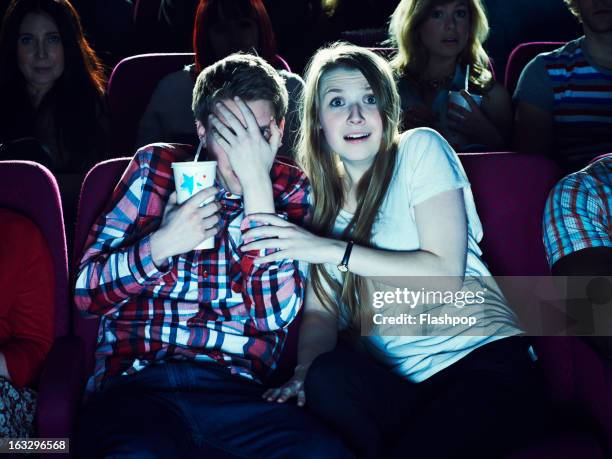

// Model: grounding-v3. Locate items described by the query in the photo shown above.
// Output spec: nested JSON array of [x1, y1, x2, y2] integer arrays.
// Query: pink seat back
[[0, 160, 69, 338], [107, 53, 195, 156], [505, 42, 564, 95], [459, 152, 562, 276], [73, 158, 132, 373]]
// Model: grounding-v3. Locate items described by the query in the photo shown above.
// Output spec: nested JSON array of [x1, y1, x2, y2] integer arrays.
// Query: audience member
[[514, 0, 612, 173], [0, 209, 54, 437], [484, 0, 581, 77], [388, 0, 512, 151], [251, 43, 538, 458], [137, 0, 304, 158], [0, 0, 108, 173], [74, 53, 351, 458], [543, 154, 612, 357]]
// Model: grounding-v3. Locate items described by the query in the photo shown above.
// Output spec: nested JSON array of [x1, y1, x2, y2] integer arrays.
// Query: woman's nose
[[35, 41, 48, 58], [348, 104, 365, 124]]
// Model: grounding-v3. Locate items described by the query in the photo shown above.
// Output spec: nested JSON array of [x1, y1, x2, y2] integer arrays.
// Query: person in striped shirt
[[543, 154, 612, 356], [74, 54, 351, 458], [514, 0, 612, 173]]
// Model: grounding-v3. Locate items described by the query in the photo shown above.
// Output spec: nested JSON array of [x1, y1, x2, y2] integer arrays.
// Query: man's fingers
[[211, 131, 231, 154], [268, 118, 282, 153], [184, 187, 218, 210], [215, 101, 247, 137], [210, 115, 236, 144], [197, 201, 220, 219], [234, 96, 260, 134]]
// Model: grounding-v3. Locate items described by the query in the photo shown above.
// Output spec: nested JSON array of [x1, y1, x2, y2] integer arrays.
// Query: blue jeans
[[76, 361, 352, 459]]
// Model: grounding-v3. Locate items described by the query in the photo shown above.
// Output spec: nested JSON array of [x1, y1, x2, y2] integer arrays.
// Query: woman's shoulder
[[397, 128, 450, 157], [396, 128, 461, 175]]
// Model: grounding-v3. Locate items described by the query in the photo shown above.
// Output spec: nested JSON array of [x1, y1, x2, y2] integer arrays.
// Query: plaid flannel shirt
[[543, 156, 612, 267], [75, 144, 310, 392]]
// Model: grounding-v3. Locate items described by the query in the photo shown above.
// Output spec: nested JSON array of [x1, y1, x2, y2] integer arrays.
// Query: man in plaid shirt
[[75, 54, 351, 458], [543, 154, 611, 357]]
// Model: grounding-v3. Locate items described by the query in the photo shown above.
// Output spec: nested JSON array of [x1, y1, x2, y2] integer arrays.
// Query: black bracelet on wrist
[[337, 240, 354, 273]]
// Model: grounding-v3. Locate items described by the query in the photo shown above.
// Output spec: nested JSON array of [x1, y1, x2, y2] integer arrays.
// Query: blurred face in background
[[208, 3, 260, 60], [574, 0, 612, 34], [418, 0, 470, 60], [17, 11, 65, 97]]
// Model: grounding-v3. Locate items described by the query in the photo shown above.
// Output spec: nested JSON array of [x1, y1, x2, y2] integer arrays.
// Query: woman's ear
[[195, 120, 206, 142]]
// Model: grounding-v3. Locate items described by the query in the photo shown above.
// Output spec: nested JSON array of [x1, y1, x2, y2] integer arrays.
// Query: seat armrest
[[36, 335, 87, 440]]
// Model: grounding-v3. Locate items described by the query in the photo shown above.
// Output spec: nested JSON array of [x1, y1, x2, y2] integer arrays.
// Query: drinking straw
[[194, 140, 203, 161], [464, 64, 470, 91]]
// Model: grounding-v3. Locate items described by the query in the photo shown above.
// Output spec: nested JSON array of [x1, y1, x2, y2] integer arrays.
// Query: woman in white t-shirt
[[241, 43, 539, 458]]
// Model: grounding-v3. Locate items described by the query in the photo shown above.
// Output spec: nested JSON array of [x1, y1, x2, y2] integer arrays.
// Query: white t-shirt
[[326, 128, 522, 383]]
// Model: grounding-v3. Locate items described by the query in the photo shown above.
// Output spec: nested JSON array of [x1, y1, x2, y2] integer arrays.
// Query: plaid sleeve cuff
[[128, 234, 174, 284]]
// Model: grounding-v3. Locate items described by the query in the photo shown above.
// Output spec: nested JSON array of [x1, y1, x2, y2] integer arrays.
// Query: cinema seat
[[0, 161, 83, 451], [106, 53, 195, 156], [504, 42, 564, 95], [72, 158, 132, 376], [460, 151, 608, 457]]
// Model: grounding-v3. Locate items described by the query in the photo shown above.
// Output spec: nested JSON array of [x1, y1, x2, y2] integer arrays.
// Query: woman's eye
[[330, 97, 344, 107], [431, 10, 443, 19], [47, 34, 61, 44], [364, 95, 377, 105], [455, 9, 467, 19], [19, 35, 33, 45]]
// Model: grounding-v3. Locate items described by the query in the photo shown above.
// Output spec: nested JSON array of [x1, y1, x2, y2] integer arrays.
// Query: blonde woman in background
[[389, 0, 512, 151]]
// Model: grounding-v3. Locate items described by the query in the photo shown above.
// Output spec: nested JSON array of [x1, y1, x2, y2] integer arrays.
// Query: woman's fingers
[[297, 389, 306, 407], [262, 380, 303, 403], [242, 224, 295, 241], [242, 238, 290, 252], [246, 213, 293, 227]]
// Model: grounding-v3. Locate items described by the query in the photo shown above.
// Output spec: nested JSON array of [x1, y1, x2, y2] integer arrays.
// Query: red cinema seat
[[505, 42, 564, 95], [106, 53, 195, 156], [459, 151, 608, 457], [0, 161, 83, 450]]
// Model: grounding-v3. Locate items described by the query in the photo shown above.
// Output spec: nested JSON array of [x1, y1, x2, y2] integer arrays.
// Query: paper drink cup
[[448, 90, 483, 112], [171, 160, 217, 250]]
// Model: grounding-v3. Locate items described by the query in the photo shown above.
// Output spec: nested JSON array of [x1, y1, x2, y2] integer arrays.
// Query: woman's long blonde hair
[[388, 0, 493, 91], [298, 43, 400, 328]]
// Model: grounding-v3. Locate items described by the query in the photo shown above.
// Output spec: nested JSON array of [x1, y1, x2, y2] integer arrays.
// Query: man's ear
[[195, 120, 206, 142], [278, 117, 286, 142]]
